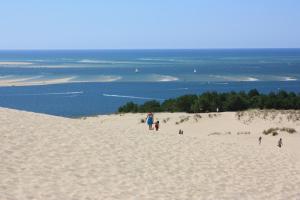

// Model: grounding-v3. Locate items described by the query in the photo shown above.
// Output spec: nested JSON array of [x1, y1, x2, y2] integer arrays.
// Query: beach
[[0, 107, 299, 199]]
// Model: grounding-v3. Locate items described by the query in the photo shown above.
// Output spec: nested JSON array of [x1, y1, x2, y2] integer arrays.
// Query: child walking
[[154, 121, 159, 131]]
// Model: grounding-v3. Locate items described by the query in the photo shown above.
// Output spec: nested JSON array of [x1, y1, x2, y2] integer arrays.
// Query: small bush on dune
[[237, 131, 251, 135], [281, 127, 296, 134], [163, 117, 170, 123], [175, 116, 190, 124], [194, 114, 202, 118], [193, 114, 202, 122], [208, 131, 231, 136], [263, 127, 297, 136], [263, 128, 278, 135], [208, 132, 222, 136], [272, 131, 279, 136]]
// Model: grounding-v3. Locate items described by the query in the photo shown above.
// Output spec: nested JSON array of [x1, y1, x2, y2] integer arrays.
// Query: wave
[[0, 91, 83, 97], [103, 93, 165, 101]]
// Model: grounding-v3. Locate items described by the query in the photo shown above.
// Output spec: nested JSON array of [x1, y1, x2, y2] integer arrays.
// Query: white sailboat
[[135, 68, 139, 73], [193, 68, 197, 73]]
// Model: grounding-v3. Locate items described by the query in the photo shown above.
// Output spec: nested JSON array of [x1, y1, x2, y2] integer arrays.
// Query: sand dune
[[0, 108, 299, 199]]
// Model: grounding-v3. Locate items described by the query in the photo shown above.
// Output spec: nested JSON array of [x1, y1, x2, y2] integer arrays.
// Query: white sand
[[0, 76, 76, 87], [0, 62, 33, 65], [0, 75, 123, 87], [0, 108, 300, 200]]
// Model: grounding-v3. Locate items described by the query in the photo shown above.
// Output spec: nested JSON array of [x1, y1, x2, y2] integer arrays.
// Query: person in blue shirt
[[146, 112, 154, 130]]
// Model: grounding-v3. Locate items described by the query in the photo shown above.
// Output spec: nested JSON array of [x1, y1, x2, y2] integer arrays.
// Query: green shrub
[[281, 127, 296, 134], [138, 100, 161, 112], [263, 127, 297, 136], [117, 90, 300, 113], [118, 102, 139, 113], [174, 95, 197, 113]]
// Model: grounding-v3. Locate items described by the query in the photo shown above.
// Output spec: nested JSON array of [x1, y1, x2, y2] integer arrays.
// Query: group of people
[[259, 136, 283, 148], [146, 112, 159, 131], [146, 112, 284, 149]]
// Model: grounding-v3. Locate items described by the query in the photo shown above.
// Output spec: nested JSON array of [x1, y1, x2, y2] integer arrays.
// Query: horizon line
[[0, 47, 300, 51]]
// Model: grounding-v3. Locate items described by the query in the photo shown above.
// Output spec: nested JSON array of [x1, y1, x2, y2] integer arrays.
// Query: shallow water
[[0, 49, 299, 116], [0, 81, 299, 117], [1, 49, 300, 83]]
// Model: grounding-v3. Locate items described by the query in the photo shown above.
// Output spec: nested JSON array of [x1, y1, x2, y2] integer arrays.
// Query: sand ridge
[[0, 108, 300, 200]]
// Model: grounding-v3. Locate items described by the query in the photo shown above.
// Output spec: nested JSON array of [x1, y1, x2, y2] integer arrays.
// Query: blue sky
[[0, 0, 299, 49]]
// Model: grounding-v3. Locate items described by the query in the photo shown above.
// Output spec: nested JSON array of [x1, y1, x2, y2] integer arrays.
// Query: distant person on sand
[[259, 136, 262, 145], [146, 112, 154, 130], [154, 121, 159, 131], [278, 138, 283, 148]]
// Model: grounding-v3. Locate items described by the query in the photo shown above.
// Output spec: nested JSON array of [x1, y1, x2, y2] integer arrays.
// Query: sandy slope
[[0, 108, 300, 200]]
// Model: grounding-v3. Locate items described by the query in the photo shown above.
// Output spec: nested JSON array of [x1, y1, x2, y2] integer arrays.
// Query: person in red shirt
[[154, 121, 159, 131]]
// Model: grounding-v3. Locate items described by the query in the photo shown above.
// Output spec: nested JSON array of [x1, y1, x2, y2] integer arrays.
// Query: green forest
[[118, 89, 300, 113]]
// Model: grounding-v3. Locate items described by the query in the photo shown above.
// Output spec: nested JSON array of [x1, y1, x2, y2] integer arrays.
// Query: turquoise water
[[0, 49, 299, 116]]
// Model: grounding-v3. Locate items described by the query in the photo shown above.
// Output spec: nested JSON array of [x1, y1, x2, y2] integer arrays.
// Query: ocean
[[0, 49, 300, 117]]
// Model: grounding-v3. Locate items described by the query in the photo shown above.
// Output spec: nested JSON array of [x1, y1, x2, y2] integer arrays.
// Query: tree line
[[118, 89, 300, 113]]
